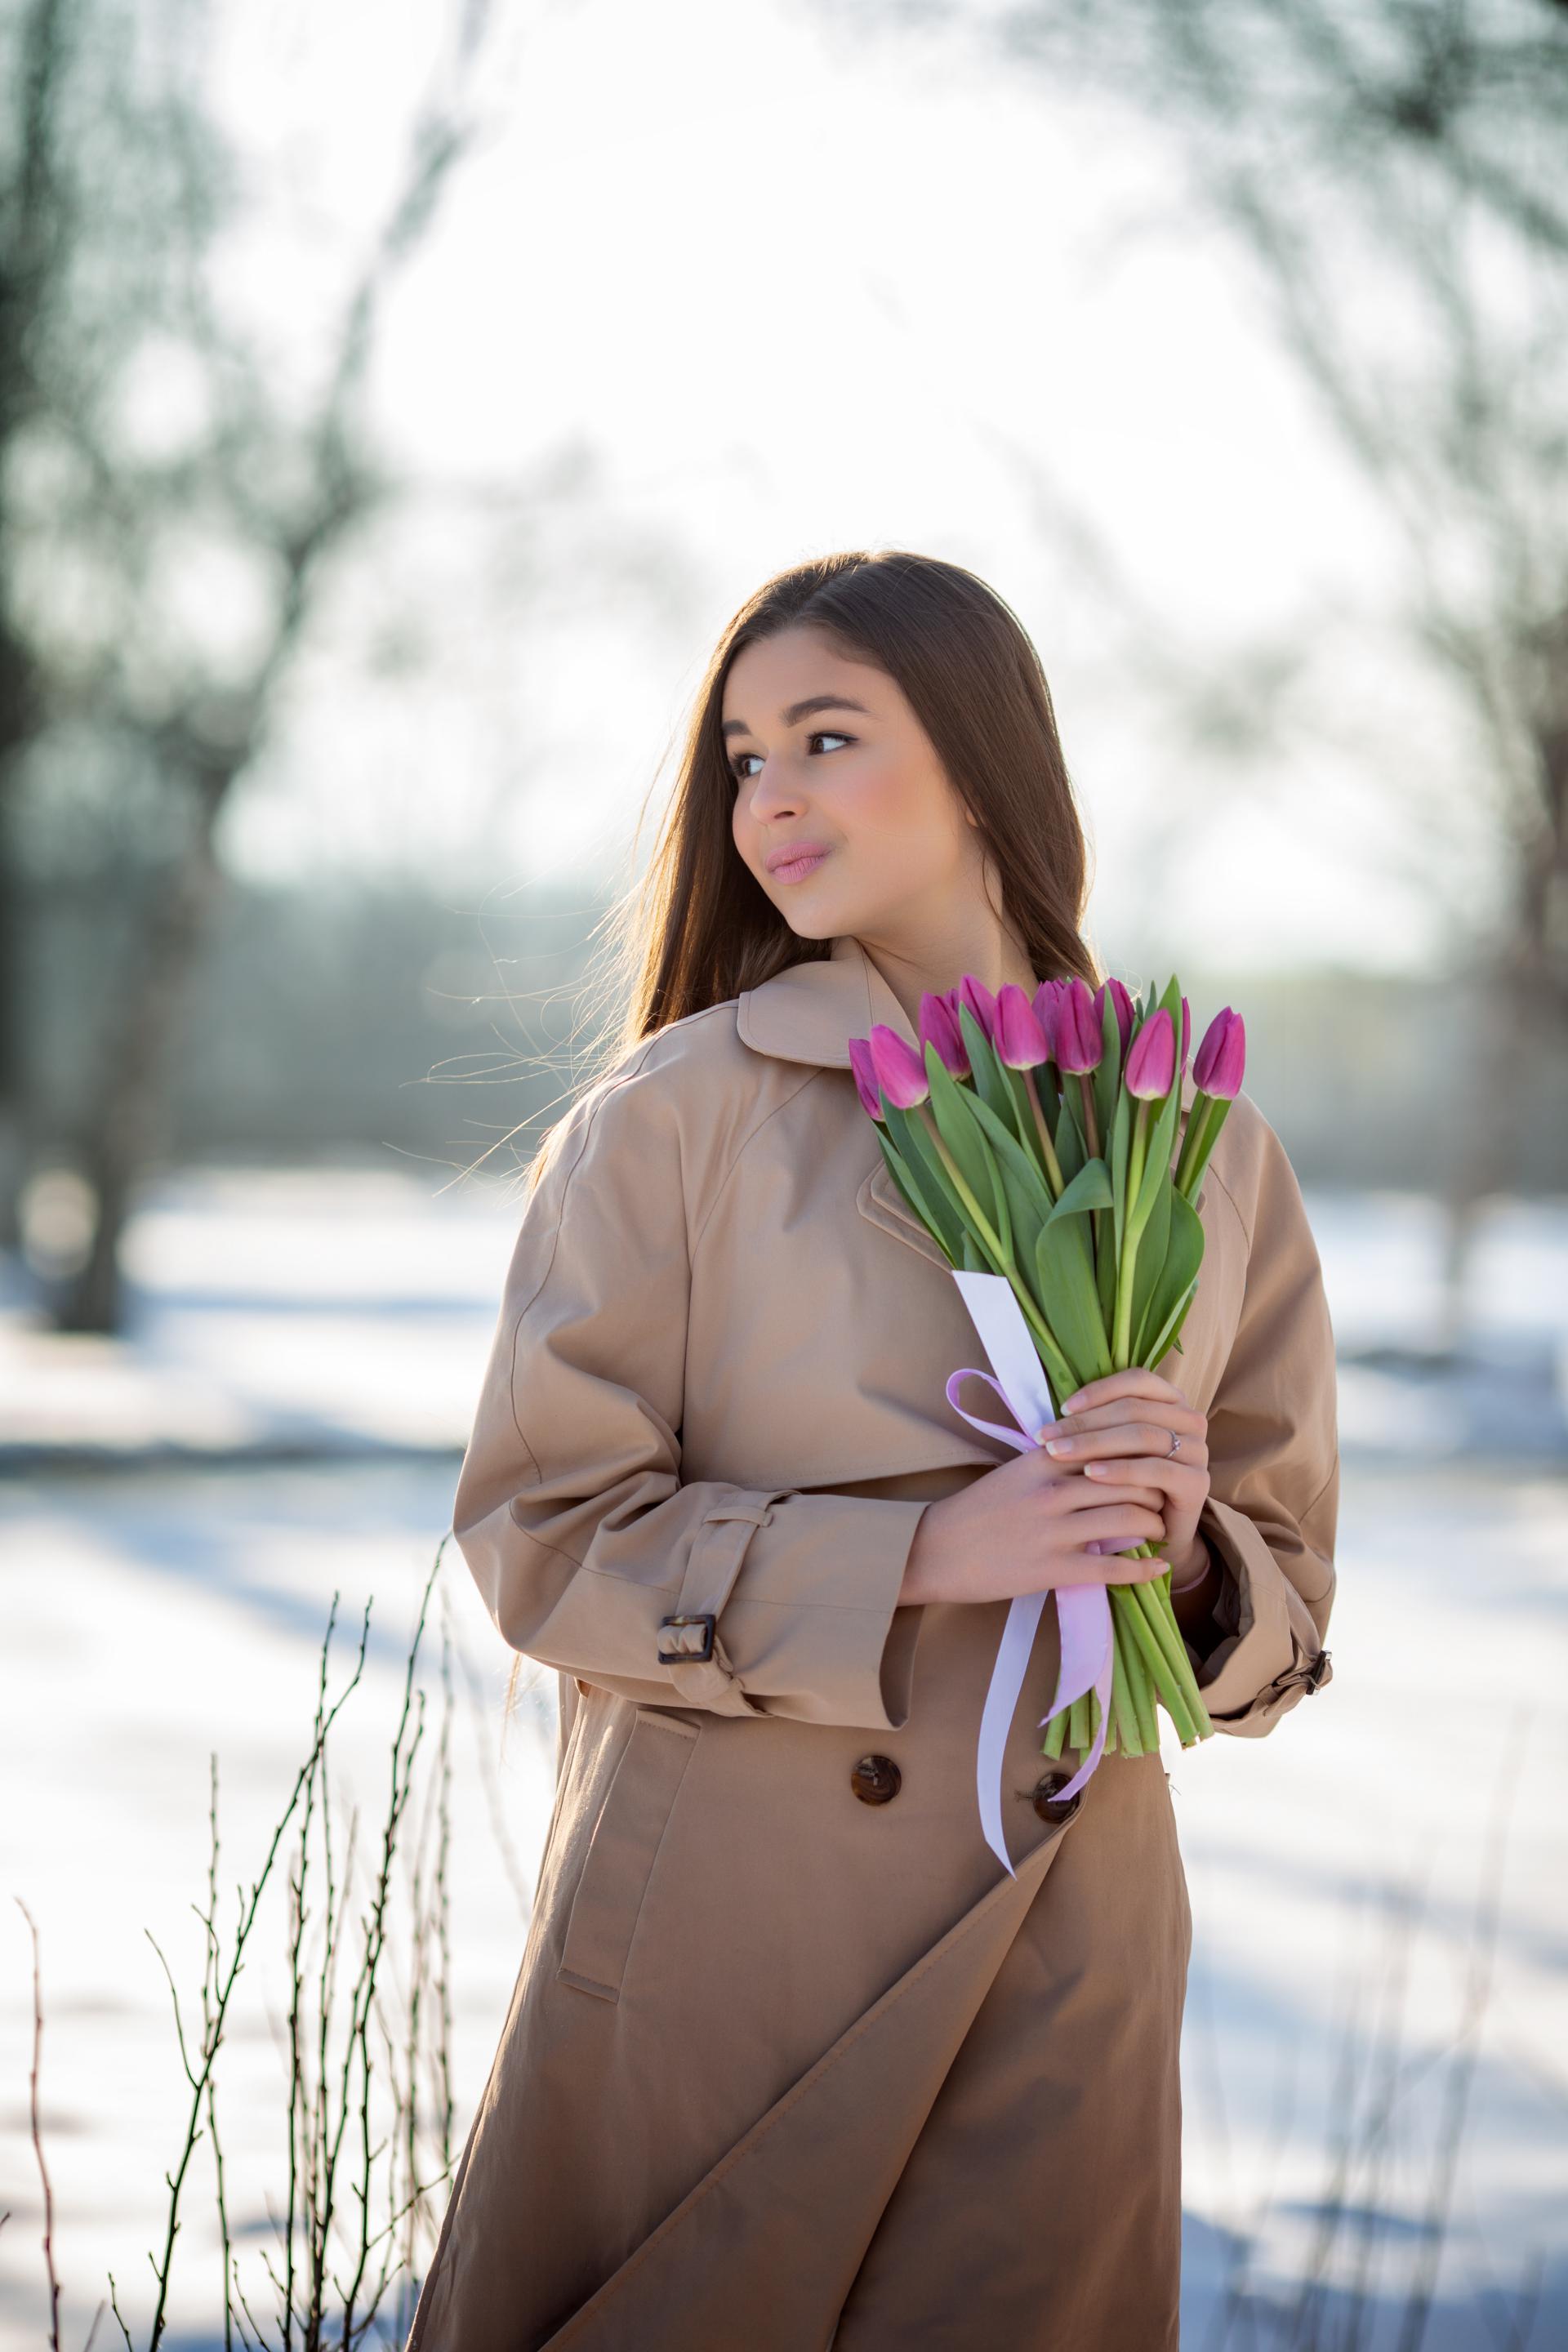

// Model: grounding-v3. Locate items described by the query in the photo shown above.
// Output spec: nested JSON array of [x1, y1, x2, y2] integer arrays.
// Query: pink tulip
[[956, 973, 1000, 1045], [1192, 1007, 1245, 1098], [1178, 996, 1190, 1079], [1125, 1007, 1175, 1100], [867, 1024, 930, 1109], [847, 1035, 884, 1120], [993, 983, 1051, 1070], [1031, 980, 1064, 1060], [1095, 977, 1135, 1059], [920, 991, 969, 1079], [1054, 978, 1103, 1074]]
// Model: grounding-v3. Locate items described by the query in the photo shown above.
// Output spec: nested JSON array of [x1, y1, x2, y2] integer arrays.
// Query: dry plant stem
[[14, 1899, 63, 2352], [335, 1559, 437, 2347], [198, 1758, 235, 2352], [137, 1600, 371, 2352], [283, 1630, 335, 2351]]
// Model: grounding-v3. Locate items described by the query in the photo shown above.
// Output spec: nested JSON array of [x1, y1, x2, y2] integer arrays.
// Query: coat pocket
[[555, 1705, 699, 2003]]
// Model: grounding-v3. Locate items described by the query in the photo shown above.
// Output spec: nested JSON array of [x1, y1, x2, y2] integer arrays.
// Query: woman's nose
[[742, 760, 804, 817]]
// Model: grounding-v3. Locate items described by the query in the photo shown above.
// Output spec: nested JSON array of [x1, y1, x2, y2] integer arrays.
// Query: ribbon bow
[[944, 1268, 1115, 1878]]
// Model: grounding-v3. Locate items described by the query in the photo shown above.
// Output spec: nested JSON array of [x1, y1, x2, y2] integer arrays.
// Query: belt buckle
[[1276, 1646, 1330, 1697], [657, 1610, 716, 1665]]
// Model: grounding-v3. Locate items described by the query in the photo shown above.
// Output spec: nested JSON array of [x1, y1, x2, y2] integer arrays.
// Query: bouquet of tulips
[[848, 970, 1246, 1762]]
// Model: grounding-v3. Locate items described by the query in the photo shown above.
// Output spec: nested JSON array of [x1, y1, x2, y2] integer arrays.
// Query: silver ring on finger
[[1165, 1429, 1182, 1457]]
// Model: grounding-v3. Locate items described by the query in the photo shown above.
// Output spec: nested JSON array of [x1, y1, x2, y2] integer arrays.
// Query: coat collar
[[737, 933, 1200, 1111], [736, 934, 914, 1069]]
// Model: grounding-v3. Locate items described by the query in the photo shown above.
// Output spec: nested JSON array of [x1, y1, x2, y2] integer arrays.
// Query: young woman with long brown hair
[[407, 549, 1338, 2351]]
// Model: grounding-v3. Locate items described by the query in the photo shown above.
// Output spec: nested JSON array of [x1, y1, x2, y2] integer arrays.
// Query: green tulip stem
[[1107, 1602, 1143, 1756], [915, 1107, 1065, 1366], [1117, 1579, 1201, 1744], [1174, 1092, 1227, 1198], [1022, 1067, 1066, 1196], [1129, 1575, 1209, 1728], [1116, 1591, 1161, 1753], [1076, 1071, 1101, 1160], [1112, 1099, 1152, 1364]]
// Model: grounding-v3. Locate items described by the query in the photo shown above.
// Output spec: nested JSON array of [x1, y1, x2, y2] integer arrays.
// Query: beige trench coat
[[407, 933, 1339, 2352]]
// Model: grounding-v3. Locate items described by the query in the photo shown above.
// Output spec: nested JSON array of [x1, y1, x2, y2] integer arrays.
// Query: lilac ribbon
[[945, 1269, 1115, 1879]]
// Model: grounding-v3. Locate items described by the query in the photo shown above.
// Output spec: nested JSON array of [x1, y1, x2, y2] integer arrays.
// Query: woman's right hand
[[898, 1437, 1170, 1606]]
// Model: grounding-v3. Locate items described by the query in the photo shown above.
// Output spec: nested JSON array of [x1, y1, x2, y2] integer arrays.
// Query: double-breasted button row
[[851, 1758, 1084, 1820]]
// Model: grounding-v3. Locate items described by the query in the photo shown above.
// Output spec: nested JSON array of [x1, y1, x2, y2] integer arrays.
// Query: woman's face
[[722, 624, 983, 947]]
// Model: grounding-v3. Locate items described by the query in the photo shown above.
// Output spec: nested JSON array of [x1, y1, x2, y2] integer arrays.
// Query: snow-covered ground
[[2, 1169, 1566, 2349]]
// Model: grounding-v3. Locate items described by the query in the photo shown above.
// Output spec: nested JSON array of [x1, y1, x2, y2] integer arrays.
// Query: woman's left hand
[[1036, 1368, 1211, 1575]]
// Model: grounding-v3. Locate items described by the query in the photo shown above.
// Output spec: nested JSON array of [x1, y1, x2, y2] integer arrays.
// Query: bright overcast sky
[[204, 0, 1495, 975]]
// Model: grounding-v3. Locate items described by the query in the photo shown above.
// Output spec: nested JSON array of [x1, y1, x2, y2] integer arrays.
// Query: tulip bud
[[1054, 978, 1103, 1074], [867, 1024, 931, 1109], [1095, 977, 1135, 1059], [993, 983, 1051, 1070], [956, 973, 1000, 1045], [920, 991, 969, 1079], [1125, 1006, 1176, 1100], [847, 1034, 884, 1121], [1031, 980, 1063, 1061], [1192, 1007, 1245, 1098]]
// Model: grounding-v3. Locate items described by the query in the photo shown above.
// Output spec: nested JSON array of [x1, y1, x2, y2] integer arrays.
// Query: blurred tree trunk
[[0, 0, 497, 1330], [60, 753, 230, 1330], [0, 0, 72, 1250]]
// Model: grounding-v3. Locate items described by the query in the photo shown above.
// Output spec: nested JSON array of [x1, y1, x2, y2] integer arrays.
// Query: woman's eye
[[730, 731, 852, 786]]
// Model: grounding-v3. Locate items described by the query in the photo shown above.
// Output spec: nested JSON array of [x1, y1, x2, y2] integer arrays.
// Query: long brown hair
[[513, 547, 1104, 1201]]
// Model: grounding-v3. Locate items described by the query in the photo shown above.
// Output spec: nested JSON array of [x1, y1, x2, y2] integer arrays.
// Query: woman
[[407, 550, 1339, 2352]]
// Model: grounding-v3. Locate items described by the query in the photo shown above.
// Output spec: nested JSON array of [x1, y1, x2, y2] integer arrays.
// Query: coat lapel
[[856, 1156, 951, 1271]]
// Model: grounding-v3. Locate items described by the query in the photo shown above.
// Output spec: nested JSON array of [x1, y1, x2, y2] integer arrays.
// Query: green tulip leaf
[[1134, 1192, 1205, 1365], [1130, 1080, 1182, 1239], [1045, 1155, 1114, 1222], [957, 1003, 1020, 1138], [1034, 1214, 1114, 1382], [964, 1090, 1052, 1263], [875, 1120, 965, 1266], [1142, 1270, 1200, 1372], [1127, 1171, 1173, 1359]]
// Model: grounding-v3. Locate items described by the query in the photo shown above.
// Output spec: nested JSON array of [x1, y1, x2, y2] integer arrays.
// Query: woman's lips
[[772, 849, 831, 884]]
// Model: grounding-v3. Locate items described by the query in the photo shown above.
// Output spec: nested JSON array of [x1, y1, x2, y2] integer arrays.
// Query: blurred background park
[[2, 0, 1566, 2344]]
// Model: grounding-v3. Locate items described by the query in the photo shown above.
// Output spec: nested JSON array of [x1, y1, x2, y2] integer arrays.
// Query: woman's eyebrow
[[721, 694, 871, 740]]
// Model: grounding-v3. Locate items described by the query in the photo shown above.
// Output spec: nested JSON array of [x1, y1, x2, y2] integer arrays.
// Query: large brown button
[[850, 1753, 902, 1805], [1031, 1771, 1081, 1826]]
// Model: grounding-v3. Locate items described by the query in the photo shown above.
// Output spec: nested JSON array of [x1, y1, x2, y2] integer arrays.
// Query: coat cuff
[[710, 1493, 933, 1731], [1186, 1495, 1334, 1738]]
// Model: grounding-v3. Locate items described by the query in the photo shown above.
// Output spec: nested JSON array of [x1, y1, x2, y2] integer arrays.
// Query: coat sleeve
[[450, 1047, 931, 1731], [1183, 1100, 1340, 1737]]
